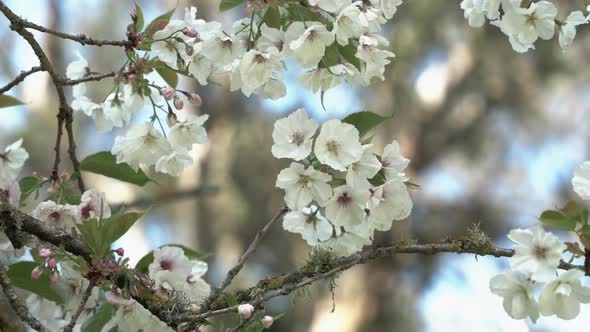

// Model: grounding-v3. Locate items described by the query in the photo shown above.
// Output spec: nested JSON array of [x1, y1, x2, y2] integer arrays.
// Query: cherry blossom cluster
[[272, 109, 412, 256], [68, 54, 208, 177], [460, 0, 589, 52]]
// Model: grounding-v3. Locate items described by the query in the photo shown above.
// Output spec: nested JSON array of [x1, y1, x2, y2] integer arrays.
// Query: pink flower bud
[[130, 285, 139, 297], [183, 27, 198, 38], [107, 260, 117, 268], [39, 248, 52, 259], [31, 267, 43, 280], [60, 172, 71, 182], [188, 93, 202, 107], [127, 73, 137, 82], [49, 271, 59, 284], [173, 97, 184, 110], [185, 45, 194, 56], [166, 112, 178, 127], [161, 87, 175, 100], [190, 304, 199, 314], [99, 259, 106, 269], [47, 258, 57, 269], [261, 316, 273, 329], [32, 171, 45, 180], [115, 247, 125, 256], [237, 304, 255, 319]]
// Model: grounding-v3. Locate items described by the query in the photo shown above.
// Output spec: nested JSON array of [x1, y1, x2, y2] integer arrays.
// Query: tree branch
[[111, 185, 219, 211], [0, 1, 85, 192], [0, 66, 42, 95], [19, 19, 132, 47], [0, 265, 47, 332], [203, 206, 289, 309], [63, 283, 94, 332], [59, 71, 119, 86]]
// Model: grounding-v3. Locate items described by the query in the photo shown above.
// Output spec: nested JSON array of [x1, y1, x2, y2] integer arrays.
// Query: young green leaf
[[101, 212, 144, 246], [81, 303, 114, 332], [538, 210, 577, 231], [219, 0, 245, 12], [7, 262, 63, 303], [77, 219, 103, 255], [135, 244, 209, 273], [342, 111, 393, 138], [133, 1, 145, 32], [144, 6, 176, 37], [261, 5, 281, 28], [80, 151, 151, 186], [0, 95, 24, 109], [155, 65, 179, 88]]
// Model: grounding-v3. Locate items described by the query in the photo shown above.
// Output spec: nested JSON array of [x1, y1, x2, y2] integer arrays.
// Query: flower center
[[326, 140, 340, 154], [160, 259, 173, 271], [49, 211, 61, 222], [222, 38, 233, 49], [533, 245, 548, 260], [80, 204, 93, 219], [381, 159, 390, 167], [291, 131, 305, 146], [254, 53, 266, 64], [298, 175, 312, 187], [337, 192, 352, 206], [526, 13, 538, 26]]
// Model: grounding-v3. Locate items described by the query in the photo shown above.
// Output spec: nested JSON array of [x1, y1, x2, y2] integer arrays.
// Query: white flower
[[308, 0, 352, 13], [238, 304, 255, 319], [111, 124, 172, 170], [76, 189, 111, 221], [57, 262, 100, 314], [368, 179, 412, 231], [26, 295, 68, 331], [326, 185, 367, 229], [559, 11, 587, 49], [253, 72, 287, 99], [283, 206, 334, 246], [154, 260, 210, 303], [239, 47, 283, 92], [288, 22, 335, 68], [573, 161, 590, 200], [271, 109, 318, 161], [320, 222, 372, 256], [314, 119, 363, 171], [538, 269, 590, 320], [489, 272, 539, 322], [149, 246, 193, 278], [276, 163, 333, 210], [202, 31, 243, 65], [0, 139, 29, 179], [380, 0, 403, 20], [103, 84, 145, 128], [155, 148, 193, 176], [257, 24, 286, 53], [151, 21, 191, 70], [508, 224, 565, 282], [168, 114, 209, 149], [261, 315, 274, 328], [188, 43, 213, 85], [299, 67, 342, 93], [66, 52, 89, 79], [345, 146, 381, 190], [103, 301, 173, 332], [31, 201, 77, 232], [0, 176, 20, 207], [460, 0, 486, 27], [356, 34, 395, 82], [381, 140, 410, 180], [333, 4, 363, 46]]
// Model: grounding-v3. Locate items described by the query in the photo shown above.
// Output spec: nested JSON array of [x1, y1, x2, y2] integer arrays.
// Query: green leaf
[[261, 6, 281, 29], [338, 44, 361, 70], [0, 95, 24, 109], [219, 0, 245, 11], [144, 6, 176, 37], [80, 151, 151, 186], [78, 219, 103, 255], [19, 176, 44, 203], [342, 111, 393, 138], [81, 303, 114, 332], [101, 212, 144, 247], [133, 1, 145, 32], [286, 4, 323, 22], [135, 244, 209, 273], [560, 200, 588, 225], [539, 210, 577, 231], [322, 43, 341, 67], [7, 262, 63, 303], [155, 65, 179, 89]]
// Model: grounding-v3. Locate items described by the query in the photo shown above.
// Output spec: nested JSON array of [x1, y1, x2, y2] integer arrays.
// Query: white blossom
[[168, 114, 209, 149], [368, 179, 412, 231], [188, 43, 213, 85], [508, 224, 565, 282], [288, 22, 335, 68], [379, 0, 404, 20], [381, 140, 410, 180], [0, 139, 29, 179], [151, 20, 191, 70], [155, 148, 193, 176], [333, 3, 363, 45], [239, 47, 283, 92], [573, 161, 590, 200], [320, 222, 372, 256], [111, 124, 172, 170], [149, 246, 193, 278], [345, 146, 381, 190], [66, 52, 89, 79], [489, 271, 539, 322], [460, 0, 487, 27], [538, 269, 590, 320], [202, 30, 242, 65], [271, 108, 318, 161], [356, 34, 395, 81], [75, 189, 111, 221], [283, 206, 334, 246], [257, 24, 287, 53], [31, 201, 77, 232], [308, 0, 352, 13], [559, 11, 587, 50], [276, 162, 333, 210], [238, 304, 255, 319], [314, 119, 363, 171], [0, 176, 21, 207], [326, 185, 367, 229]]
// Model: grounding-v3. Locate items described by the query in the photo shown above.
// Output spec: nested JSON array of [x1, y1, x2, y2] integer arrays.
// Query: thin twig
[[0, 66, 42, 95], [204, 206, 289, 309], [0, 265, 47, 332], [111, 185, 219, 211], [20, 19, 132, 47], [58, 72, 118, 86], [0, 1, 85, 192], [230, 314, 256, 332], [63, 282, 94, 332]]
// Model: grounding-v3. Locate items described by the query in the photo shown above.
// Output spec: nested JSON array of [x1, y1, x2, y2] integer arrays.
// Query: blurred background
[[1, 0, 590, 331]]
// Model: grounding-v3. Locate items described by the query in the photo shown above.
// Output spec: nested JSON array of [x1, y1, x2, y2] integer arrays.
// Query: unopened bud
[[188, 93, 202, 107], [47, 258, 57, 269], [237, 304, 255, 319], [49, 271, 59, 284], [107, 260, 117, 268], [166, 112, 178, 127], [99, 259, 106, 269], [39, 248, 52, 259], [127, 73, 137, 82], [115, 247, 125, 256], [261, 316, 273, 329], [60, 172, 71, 182], [161, 87, 175, 100], [190, 303, 199, 314], [185, 45, 194, 56], [31, 267, 43, 280], [173, 97, 184, 110], [130, 11, 138, 22], [183, 27, 198, 38], [130, 285, 139, 297]]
